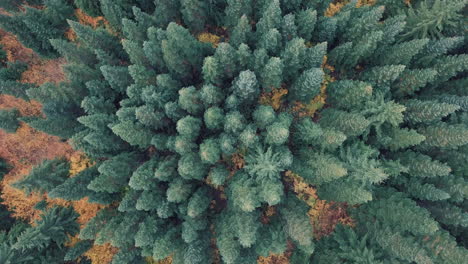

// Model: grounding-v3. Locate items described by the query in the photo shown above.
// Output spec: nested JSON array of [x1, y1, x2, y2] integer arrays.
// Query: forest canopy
[[0, 0, 467, 263]]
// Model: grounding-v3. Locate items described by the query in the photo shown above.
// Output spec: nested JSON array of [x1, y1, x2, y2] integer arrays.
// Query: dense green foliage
[[0, 43, 32, 100], [0, 205, 85, 264], [1, 0, 467, 263]]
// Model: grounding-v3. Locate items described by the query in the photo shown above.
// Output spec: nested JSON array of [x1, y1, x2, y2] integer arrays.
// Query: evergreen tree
[[1, 205, 81, 264], [0, 0, 75, 57], [229, 15, 252, 47], [13, 159, 70, 195], [74, 0, 103, 16], [289, 68, 324, 103], [181, 0, 208, 33], [0, 108, 20, 133]]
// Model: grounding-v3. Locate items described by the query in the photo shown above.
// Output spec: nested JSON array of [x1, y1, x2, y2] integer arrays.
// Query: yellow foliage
[[84, 243, 119, 264], [197, 32, 221, 48], [146, 256, 173, 264], [356, 0, 377, 7], [0, 184, 44, 223], [259, 88, 288, 111], [71, 197, 104, 226], [284, 171, 318, 207], [65, 234, 80, 248], [69, 152, 93, 176], [325, 0, 350, 17]]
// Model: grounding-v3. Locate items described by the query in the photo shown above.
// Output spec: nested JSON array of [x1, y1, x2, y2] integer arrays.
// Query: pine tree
[[281, 38, 307, 82], [400, 0, 466, 40], [0, 0, 75, 57], [261, 57, 283, 91], [398, 151, 452, 178], [378, 127, 426, 151], [75, 0, 103, 16], [404, 99, 460, 124], [319, 109, 370, 137], [327, 80, 373, 110], [292, 152, 347, 185], [13, 159, 70, 195], [418, 123, 468, 149], [374, 38, 429, 66], [1, 205, 81, 264], [318, 180, 373, 205], [88, 152, 140, 193], [289, 68, 324, 103], [229, 15, 252, 47], [224, 0, 252, 28], [0, 108, 20, 133], [296, 8, 317, 41], [181, 0, 208, 33], [163, 23, 209, 80], [425, 202, 468, 229], [392, 69, 438, 98]]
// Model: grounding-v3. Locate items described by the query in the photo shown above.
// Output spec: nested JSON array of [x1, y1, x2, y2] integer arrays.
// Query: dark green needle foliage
[[0, 0, 76, 57], [0, 205, 86, 264], [0, 44, 32, 100], [0, 108, 20, 133], [4, 0, 467, 263]]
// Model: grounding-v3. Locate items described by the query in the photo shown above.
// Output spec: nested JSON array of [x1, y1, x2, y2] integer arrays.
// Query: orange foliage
[[0, 95, 42, 116], [309, 200, 354, 239], [69, 152, 94, 176], [258, 254, 289, 264], [75, 9, 108, 29], [257, 241, 294, 264], [66, 9, 109, 41], [1, 184, 44, 223], [65, 28, 77, 42], [20, 57, 66, 85], [70, 198, 103, 226], [284, 171, 353, 240], [0, 28, 66, 85], [325, 0, 377, 17], [259, 88, 288, 111], [284, 171, 318, 204], [84, 243, 119, 264], [0, 123, 74, 222], [0, 123, 74, 181], [0, 29, 36, 63]]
